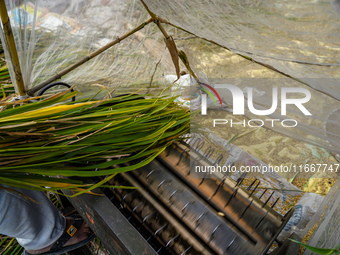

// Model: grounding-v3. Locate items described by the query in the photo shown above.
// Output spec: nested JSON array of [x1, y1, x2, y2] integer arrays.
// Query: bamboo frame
[[27, 17, 154, 96], [139, 0, 181, 79], [139, 0, 170, 40], [0, 0, 26, 96], [24, 1, 186, 96], [27, 1, 183, 96]]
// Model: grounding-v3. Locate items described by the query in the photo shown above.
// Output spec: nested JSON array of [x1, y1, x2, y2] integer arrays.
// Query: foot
[[26, 217, 92, 254]]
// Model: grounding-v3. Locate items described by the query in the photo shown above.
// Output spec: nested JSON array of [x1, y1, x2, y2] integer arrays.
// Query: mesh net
[[0, 0, 339, 152]]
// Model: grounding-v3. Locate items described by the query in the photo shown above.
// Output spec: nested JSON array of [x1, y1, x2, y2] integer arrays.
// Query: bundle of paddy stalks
[[1, 42, 14, 98], [0, 64, 10, 83], [0, 90, 190, 196], [1, 47, 12, 87]]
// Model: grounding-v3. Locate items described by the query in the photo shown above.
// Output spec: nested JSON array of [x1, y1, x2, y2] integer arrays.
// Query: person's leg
[[0, 186, 65, 250]]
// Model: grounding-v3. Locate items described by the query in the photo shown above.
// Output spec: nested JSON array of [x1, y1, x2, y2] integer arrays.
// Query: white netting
[[0, 0, 339, 153]]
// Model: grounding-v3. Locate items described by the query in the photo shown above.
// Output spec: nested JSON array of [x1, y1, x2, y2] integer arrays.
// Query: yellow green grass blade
[[0, 91, 190, 194]]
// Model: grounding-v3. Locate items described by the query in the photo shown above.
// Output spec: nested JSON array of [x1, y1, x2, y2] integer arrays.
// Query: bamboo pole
[[0, 0, 26, 97], [139, 0, 171, 40], [27, 17, 153, 96], [139, 0, 182, 79]]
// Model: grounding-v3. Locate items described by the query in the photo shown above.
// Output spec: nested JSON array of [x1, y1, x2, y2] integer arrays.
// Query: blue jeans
[[0, 186, 66, 250]]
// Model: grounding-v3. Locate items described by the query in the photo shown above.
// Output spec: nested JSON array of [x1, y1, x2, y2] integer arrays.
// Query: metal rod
[[255, 212, 268, 229], [224, 187, 238, 208], [226, 237, 236, 250], [121, 172, 211, 254], [239, 200, 253, 219], [146, 169, 156, 178], [259, 189, 268, 199], [166, 234, 180, 248], [177, 149, 189, 166], [209, 178, 225, 200], [0, 0, 26, 96], [122, 190, 137, 201], [142, 212, 156, 223], [246, 180, 257, 191], [181, 201, 193, 212], [154, 223, 168, 236], [132, 203, 144, 213], [198, 175, 206, 186], [271, 197, 280, 209], [195, 212, 207, 229], [181, 246, 192, 255], [235, 173, 246, 187], [249, 180, 261, 198], [157, 179, 168, 189], [27, 17, 153, 95], [181, 201, 194, 218], [261, 208, 296, 255], [209, 224, 221, 243], [262, 191, 275, 208]]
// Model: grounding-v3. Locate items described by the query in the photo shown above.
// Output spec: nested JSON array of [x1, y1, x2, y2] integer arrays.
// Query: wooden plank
[[63, 188, 157, 255]]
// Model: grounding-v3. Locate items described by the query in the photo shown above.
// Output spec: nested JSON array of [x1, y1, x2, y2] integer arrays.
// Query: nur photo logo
[[198, 81, 312, 128]]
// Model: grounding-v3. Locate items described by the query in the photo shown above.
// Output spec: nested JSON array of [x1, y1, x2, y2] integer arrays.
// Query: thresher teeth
[[64, 141, 294, 254]]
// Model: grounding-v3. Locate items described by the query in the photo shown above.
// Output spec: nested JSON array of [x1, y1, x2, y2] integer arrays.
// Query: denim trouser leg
[[0, 186, 66, 250]]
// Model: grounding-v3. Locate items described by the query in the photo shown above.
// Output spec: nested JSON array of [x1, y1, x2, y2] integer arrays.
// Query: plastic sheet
[[1, 0, 339, 154], [302, 179, 340, 254]]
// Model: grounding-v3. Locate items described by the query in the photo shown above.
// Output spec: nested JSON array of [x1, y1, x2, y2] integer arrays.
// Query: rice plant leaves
[[0, 91, 189, 192], [289, 239, 339, 255], [0, 102, 97, 123], [178, 50, 197, 79], [70, 173, 118, 197]]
